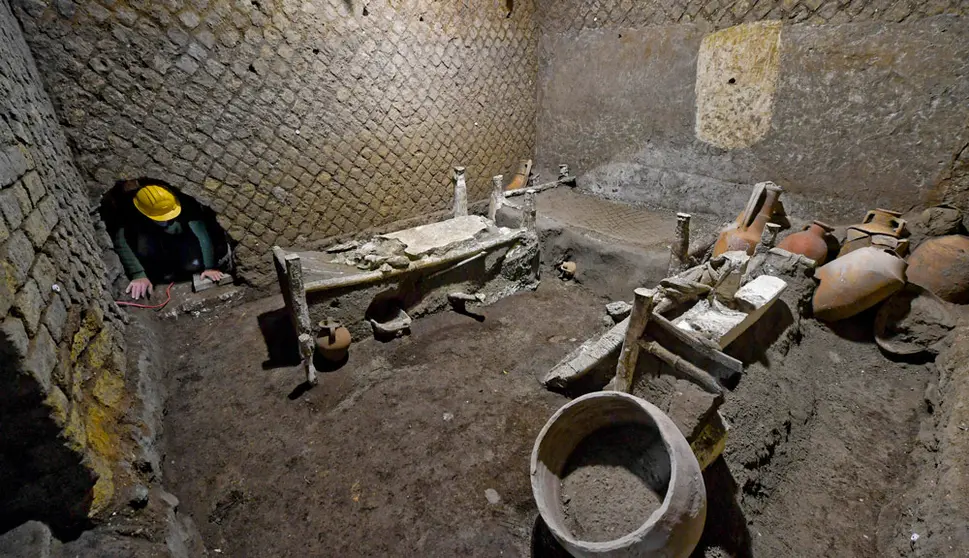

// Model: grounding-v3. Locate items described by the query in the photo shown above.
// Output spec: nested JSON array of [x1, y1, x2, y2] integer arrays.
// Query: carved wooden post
[[615, 288, 654, 393], [283, 252, 317, 385], [452, 166, 468, 218], [488, 174, 504, 221], [520, 189, 537, 229], [668, 212, 691, 275]]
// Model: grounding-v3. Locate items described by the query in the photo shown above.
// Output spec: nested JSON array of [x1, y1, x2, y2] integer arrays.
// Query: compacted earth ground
[[158, 273, 941, 557]]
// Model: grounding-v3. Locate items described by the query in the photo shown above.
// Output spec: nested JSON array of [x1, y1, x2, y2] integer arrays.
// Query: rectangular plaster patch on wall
[[695, 21, 782, 149]]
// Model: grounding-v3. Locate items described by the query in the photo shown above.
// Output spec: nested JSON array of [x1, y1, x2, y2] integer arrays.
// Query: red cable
[[116, 282, 175, 310]]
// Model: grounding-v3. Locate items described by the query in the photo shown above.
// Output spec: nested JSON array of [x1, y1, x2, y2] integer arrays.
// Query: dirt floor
[[157, 271, 941, 557], [707, 311, 935, 557], [160, 280, 606, 557]]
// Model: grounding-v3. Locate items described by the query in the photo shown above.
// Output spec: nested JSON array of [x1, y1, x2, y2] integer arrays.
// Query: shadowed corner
[[0, 336, 96, 542]]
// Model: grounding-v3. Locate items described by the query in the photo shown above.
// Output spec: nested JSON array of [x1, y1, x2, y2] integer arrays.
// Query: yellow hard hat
[[133, 185, 181, 221]]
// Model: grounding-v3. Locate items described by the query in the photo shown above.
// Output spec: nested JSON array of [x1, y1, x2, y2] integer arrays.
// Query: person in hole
[[114, 183, 225, 300]]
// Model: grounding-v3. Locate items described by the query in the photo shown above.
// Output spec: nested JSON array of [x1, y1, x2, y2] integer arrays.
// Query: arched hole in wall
[[99, 178, 233, 290]]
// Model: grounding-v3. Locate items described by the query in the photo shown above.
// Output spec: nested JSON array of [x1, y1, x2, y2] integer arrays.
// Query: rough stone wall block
[[11, 0, 540, 285]]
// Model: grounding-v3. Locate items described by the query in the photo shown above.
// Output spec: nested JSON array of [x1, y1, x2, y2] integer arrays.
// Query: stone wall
[[0, 0, 145, 537], [13, 0, 538, 284], [534, 1, 969, 223]]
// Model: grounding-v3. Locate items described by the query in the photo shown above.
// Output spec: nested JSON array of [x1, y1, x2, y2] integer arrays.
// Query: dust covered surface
[[560, 424, 669, 542], [699, 307, 939, 557], [157, 260, 956, 557], [160, 280, 608, 556]]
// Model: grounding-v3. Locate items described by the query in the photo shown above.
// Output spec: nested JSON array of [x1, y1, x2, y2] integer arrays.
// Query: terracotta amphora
[[317, 319, 352, 361], [713, 182, 783, 257], [777, 220, 835, 264], [813, 246, 907, 322], [505, 159, 533, 191], [838, 208, 908, 257], [906, 235, 969, 304]]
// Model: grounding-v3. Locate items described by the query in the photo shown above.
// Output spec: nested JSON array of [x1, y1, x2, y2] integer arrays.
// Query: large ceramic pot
[[813, 247, 907, 321], [906, 235, 969, 304], [777, 221, 834, 264], [531, 391, 706, 558], [713, 182, 783, 257]]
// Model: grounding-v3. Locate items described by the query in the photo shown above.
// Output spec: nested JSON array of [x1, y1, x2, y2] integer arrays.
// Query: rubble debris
[[484, 488, 501, 505], [813, 246, 907, 321], [713, 181, 784, 257], [557, 163, 577, 187], [325, 240, 359, 253], [335, 236, 409, 270], [606, 301, 632, 322], [379, 216, 489, 259], [558, 260, 576, 279], [370, 306, 412, 339], [874, 285, 955, 356], [906, 235, 969, 304], [915, 204, 963, 238], [711, 251, 749, 302], [674, 275, 787, 349]]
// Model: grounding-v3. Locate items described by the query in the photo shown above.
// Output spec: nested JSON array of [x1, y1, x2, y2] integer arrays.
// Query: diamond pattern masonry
[[13, 0, 539, 284]]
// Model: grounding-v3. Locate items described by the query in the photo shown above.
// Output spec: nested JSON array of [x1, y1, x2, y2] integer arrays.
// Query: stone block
[[0, 520, 53, 558], [22, 206, 53, 248], [20, 171, 44, 204], [2, 231, 35, 291], [0, 187, 24, 229], [43, 295, 68, 342], [24, 325, 56, 392], [10, 182, 32, 215], [0, 316, 29, 362], [13, 279, 44, 336], [0, 145, 29, 186]]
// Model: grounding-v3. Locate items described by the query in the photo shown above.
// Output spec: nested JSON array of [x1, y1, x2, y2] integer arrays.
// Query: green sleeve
[[188, 220, 216, 269], [114, 226, 147, 280]]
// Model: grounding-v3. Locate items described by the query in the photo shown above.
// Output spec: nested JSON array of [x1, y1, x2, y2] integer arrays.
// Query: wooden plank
[[639, 340, 723, 395], [644, 311, 743, 381]]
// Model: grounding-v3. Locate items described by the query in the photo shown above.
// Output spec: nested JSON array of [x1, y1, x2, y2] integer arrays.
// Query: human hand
[[126, 278, 153, 300], [201, 269, 225, 282]]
